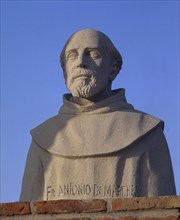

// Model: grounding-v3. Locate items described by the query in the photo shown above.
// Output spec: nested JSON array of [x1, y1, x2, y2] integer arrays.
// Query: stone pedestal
[[0, 196, 179, 219]]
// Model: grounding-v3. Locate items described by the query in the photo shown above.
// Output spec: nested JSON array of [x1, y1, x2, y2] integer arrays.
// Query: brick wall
[[0, 196, 179, 220]]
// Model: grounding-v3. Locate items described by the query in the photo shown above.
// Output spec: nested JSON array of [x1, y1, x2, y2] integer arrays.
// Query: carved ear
[[109, 62, 119, 81]]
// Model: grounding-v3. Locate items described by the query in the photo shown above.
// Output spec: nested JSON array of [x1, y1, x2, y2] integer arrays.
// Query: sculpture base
[[0, 196, 179, 219]]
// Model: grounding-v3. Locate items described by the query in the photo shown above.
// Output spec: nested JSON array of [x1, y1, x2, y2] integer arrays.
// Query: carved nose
[[77, 63, 86, 68], [77, 54, 87, 68]]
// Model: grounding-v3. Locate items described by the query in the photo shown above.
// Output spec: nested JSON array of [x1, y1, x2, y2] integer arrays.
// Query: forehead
[[65, 30, 106, 52]]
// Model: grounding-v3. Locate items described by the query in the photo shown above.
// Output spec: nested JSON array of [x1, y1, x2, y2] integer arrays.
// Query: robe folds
[[20, 89, 176, 201]]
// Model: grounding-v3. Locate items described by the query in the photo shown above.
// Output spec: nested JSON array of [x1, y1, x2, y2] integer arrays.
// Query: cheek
[[65, 62, 77, 73], [63, 71, 67, 83], [93, 59, 102, 67], [95, 57, 110, 68], [64, 65, 72, 79]]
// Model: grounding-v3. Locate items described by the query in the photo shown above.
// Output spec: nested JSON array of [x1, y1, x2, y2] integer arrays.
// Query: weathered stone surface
[[33, 199, 106, 214], [56, 218, 91, 220], [0, 202, 30, 216], [141, 216, 180, 220], [112, 196, 180, 211], [116, 218, 139, 220], [0, 197, 180, 219], [96, 218, 114, 220]]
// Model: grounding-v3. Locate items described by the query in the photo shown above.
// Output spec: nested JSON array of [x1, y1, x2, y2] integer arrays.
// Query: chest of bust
[[42, 145, 147, 200]]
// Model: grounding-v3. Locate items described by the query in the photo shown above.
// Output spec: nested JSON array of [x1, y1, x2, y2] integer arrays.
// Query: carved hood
[[31, 89, 163, 157]]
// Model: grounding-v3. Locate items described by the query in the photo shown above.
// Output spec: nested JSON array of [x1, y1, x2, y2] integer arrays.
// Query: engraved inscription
[[46, 183, 138, 200]]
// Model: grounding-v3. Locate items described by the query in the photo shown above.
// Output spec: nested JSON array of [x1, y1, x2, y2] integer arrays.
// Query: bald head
[[60, 29, 123, 73], [60, 29, 123, 100]]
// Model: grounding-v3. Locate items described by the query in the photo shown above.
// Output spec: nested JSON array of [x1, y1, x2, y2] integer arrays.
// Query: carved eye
[[67, 51, 78, 60], [88, 50, 101, 59]]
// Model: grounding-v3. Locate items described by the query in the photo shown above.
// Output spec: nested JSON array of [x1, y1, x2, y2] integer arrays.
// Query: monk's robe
[[20, 89, 176, 201]]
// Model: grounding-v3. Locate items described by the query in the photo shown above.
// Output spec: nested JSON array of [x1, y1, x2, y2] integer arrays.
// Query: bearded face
[[63, 30, 114, 99], [65, 68, 109, 98]]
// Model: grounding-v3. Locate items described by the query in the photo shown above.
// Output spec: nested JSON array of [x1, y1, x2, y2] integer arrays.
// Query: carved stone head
[[60, 29, 122, 98]]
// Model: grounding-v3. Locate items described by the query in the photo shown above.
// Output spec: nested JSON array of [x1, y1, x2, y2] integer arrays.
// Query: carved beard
[[66, 69, 102, 98]]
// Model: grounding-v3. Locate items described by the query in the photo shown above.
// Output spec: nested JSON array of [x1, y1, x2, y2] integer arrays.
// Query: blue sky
[[1, 1, 179, 202]]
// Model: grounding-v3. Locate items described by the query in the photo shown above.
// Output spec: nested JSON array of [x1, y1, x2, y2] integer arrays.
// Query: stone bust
[[20, 29, 176, 201]]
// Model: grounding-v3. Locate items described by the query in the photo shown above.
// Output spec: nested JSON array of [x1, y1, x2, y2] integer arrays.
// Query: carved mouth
[[74, 75, 91, 80]]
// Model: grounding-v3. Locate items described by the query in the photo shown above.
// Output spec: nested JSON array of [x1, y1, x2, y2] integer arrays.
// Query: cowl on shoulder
[[31, 89, 164, 157]]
